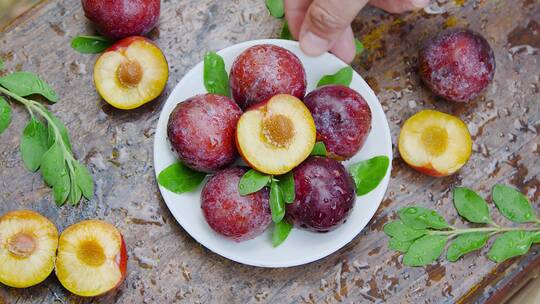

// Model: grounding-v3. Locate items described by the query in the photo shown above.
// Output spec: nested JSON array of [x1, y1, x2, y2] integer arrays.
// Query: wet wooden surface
[[0, 0, 539, 303]]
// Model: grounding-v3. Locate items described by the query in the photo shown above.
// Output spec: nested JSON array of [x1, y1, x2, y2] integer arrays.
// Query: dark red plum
[[229, 44, 307, 109], [304, 85, 372, 160], [167, 94, 242, 173], [286, 157, 356, 232], [201, 167, 271, 242], [419, 28, 495, 102], [82, 0, 160, 39]]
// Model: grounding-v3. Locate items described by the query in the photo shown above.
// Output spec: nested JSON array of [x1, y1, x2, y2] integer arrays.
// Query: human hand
[[284, 0, 430, 63]]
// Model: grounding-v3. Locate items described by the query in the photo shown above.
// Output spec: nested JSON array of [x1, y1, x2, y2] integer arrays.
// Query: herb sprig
[[384, 185, 540, 266], [0, 67, 93, 206]]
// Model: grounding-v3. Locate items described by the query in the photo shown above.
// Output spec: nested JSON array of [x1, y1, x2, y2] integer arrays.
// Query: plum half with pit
[[229, 44, 307, 109], [286, 157, 356, 232], [201, 167, 271, 242], [304, 85, 372, 160], [419, 28, 495, 103], [167, 94, 242, 173]]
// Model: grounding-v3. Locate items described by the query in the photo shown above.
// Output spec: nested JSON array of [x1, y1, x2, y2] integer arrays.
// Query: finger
[[329, 26, 356, 63], [369, 0, 429, 13], [284, 0, 312, 40], [299, 0, 368, 57]]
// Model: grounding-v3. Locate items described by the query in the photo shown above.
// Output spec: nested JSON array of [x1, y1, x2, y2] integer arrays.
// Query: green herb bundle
[[0, 65, 93, 206], [384, 185, 540, 266]]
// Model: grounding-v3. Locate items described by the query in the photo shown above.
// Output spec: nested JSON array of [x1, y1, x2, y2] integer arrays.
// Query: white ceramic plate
[[154, 39, 392, 268]]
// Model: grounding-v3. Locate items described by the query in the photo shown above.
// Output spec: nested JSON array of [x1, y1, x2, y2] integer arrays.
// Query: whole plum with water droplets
[[229, 44, 307, 109], [167, 94, 242, 173], [304, 85, 372, 160], [286, 157, 356, 232], [201, 167, 271, 242], [419, 28, 495, 103]]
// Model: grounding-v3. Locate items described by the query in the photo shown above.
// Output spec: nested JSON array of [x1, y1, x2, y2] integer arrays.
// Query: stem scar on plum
[[7, 232, 37, 258], [117, 60, 143, 87], [262, 113, 295, 148]]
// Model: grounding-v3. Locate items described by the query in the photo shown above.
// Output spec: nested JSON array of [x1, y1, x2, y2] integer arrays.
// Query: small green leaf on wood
[[0, 71, 58, 102], [487, 231, 535, 263], [158, 162, 206, 194], [389, 238, 413, 253], [20, 118, 49, 171], [71, 36, 113, 54], [446, 232, 489, 262], [270, 179, 285, 223], [492, 184, 537, 223], [265, 0, 284, 18], [204, 52, 230, 97], [239, 169, 271, 196], [280, 21, 293, 40], [277, 172, 295, 203], [403, 235, 448, 266], [53, 173, 70, 206], [317, 66, 353, 88], [310, 141, 327, 156], [0, 58, 4, 70], [272, 220, 292, 247], [354, 38, 364, 55], [74, 161, 94, 200], [453, 187, 491, 224], [398, 206, 450, 230], [40, 141, 67, 187], [348, 155, 389, 196], [0, 97, 11, 134], [383, 220, 426, 241]]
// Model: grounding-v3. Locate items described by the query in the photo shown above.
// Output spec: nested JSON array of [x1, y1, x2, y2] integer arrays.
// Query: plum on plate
[[229, 44, 307, 109], [82, 0, 160, 39], [286, 157, 356, 232], [167, 94, 242, 173], [419, 28, 495, 103], [304, 85, 372, 160], [201, 167, 271, 242]]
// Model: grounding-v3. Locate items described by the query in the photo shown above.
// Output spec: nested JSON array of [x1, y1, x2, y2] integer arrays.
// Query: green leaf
[[389, 238, 413, 253], [398, 206, 451, 230], [270, 179, 285, 223], [310, 141, 327, 156], [265, 0, 284, 18], [280, 21, 293, 40], [53, 173, 70, 206], [383, 220, 426, 241], [277, 172, 295, 203], [20, 118, 49, 171], [453, 187, 491, 224], [272, 220, 292, 247], [71, 36, 112, 54], [317, 66, 353, 88], [403, 235, 448, 266], [68, 172, 82, 206], [487, 231, 535, 263], [40, 141, 67, 187], [446, 232, 489, 262], [203, 52, 230, 97], [157, 162, 206, 194], [0, 58, 4, 70], [492, 184, 537, 223], [354, 38, 364, 55], [74, 161, 94, 200], [0, 97, 11, 134], [238, 169, 271, 196], [533, 232, 540, 244], [348, 155, 390, 196], [0, 71, 58, 102]]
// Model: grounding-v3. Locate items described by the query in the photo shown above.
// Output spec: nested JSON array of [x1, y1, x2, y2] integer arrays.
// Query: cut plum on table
[[0, 210, 58, 288], [236, 94, 316, 175], [55, 220, 127, 297], [398, 109, 472, 177], [94, 36, 168, 110]]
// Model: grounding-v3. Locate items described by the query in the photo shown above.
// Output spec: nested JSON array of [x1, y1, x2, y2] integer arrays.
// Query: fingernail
[[300, 31, 331, 56], [411, 0, 430, 8]]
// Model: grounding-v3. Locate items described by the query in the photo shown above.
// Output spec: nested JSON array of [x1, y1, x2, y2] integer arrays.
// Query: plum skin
[[419, 28, 495, 103], [286, 157, 356, 232], [167, 94, 242, 173], [82, 0, 160, 39], [229, 44, 307, 109], [304, 85, 372, 160], [201, 167, 271, 242]]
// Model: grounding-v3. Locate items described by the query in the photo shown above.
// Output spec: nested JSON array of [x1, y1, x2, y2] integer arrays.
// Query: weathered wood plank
[[0, 0, 539, 303]]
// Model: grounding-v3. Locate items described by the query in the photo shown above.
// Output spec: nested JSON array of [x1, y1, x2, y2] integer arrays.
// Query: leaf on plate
[[310, 141, 327, 157], [317, 66, 353, 88], [203, 52, 230, 97], [270, 179, 285, 223], [158, 162, 206, 194], [348, 155, 389, 196], [238, 169, 271, 196], [277, 172, 295, 203], [272, 220, 292, 247]]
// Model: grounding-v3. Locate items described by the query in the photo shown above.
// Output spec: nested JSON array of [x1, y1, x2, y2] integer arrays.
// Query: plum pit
[[117, 60, 143, 87], [7, 232, 36, 258], [263, 114, 295, 148]]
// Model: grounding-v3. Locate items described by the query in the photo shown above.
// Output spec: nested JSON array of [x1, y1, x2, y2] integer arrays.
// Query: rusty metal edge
[[0, 0, 49, 33]]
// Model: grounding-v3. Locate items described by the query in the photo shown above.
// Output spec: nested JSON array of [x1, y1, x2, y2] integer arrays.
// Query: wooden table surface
[[1, 0, 539, 303]]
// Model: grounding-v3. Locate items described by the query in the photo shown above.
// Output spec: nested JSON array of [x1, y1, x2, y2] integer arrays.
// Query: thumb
[[299, 0, 368, 57]]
